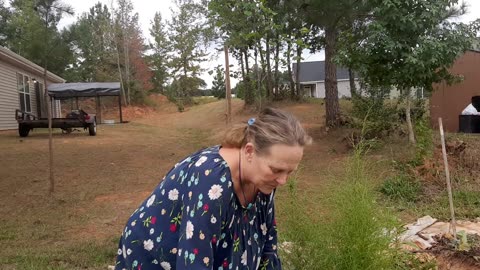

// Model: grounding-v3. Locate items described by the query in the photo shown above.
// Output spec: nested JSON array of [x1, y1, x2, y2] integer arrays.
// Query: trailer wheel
[[88, 120, 96, 136], [19, 124, 30, 137]]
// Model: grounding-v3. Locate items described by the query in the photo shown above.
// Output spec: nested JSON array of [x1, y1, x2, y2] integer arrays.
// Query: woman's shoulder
[[175, 145, 222, 166], [165, 145, 232, 190]]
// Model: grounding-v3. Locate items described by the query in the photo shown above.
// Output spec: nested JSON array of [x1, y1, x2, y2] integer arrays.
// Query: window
[[17, 73, 31, 112]]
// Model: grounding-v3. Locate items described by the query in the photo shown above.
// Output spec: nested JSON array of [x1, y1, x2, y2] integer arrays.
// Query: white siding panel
[[0, 61, 19, 130], [315, 82, 325, 98], [0, 61, 50, 130], [314, 80, 360, 98]]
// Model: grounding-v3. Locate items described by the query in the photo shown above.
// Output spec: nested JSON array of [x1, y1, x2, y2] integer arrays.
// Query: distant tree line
[[1, 0, 478, 127]]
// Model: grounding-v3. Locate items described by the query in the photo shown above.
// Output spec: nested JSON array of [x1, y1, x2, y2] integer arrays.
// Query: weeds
[[280, 142, 407, 269], [380, 174, 421, 203]]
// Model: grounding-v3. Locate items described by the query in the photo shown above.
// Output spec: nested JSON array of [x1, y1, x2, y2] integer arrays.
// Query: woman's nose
[[276, 174, 288, 185]]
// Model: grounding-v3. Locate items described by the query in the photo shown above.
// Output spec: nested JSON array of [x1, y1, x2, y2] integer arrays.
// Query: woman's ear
[[244, 142, 255, 160]]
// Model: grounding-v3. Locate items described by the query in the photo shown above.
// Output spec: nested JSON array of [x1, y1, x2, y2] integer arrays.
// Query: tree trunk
[[42, 10, 54, 194], [114, 41, 127, 106], [224, 45, 232, 125], [349, 68, 357, 98], [43, 66, 54, 194], [295, 42, 302, 101], [255, 46, 262, 107], [258, 41, 265, 90], [273, 33, 280, 100], [286, 40, 295, 100], [266, 35, 272, 99], [243, 49, 254, 106], [122, 25, 131, 105], [325, 27, 340, 127], [239, 51, 245, 81], [405, 88, 416, 144]]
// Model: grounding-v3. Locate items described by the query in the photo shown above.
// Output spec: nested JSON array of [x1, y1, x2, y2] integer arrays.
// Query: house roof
[[0, 46, 65, 83], [292, 61, 355, 83]]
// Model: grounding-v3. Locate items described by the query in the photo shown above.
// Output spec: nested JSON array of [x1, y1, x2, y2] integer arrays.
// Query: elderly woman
[[115, 107, 311, 270]]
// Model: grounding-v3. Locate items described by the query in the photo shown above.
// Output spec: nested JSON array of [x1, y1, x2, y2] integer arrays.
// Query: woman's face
[[244, 143, 304, 195]]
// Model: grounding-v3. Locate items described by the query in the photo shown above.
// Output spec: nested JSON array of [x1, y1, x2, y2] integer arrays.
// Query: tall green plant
[[281, 142, 400, 269]]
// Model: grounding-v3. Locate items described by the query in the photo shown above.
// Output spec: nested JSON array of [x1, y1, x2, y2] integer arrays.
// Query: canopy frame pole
[[118, 94, 123, 123]]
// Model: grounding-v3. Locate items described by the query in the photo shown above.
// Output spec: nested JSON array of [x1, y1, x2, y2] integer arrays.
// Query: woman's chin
[[258, 186, 275, 195]]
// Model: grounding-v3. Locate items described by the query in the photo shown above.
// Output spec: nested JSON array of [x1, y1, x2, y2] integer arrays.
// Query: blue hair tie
[[247, 118, 256, 126]]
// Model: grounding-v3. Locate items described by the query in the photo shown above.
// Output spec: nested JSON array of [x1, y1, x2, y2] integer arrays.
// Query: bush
[[350, 86, 400, 140]]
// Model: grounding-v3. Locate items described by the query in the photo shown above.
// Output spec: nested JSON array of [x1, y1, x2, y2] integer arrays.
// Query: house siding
[[0, 60, 22, 130], [305, 80, 360, 98], [0, 47, 64, 131]]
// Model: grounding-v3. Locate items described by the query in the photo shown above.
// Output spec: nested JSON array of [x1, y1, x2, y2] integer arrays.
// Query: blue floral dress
[[115, 146, 281, 270]]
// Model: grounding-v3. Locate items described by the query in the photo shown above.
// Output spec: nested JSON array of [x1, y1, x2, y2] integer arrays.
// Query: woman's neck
[[219, 147, 256, 207]]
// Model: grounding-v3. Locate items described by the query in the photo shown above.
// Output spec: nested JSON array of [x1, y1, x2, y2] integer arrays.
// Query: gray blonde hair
[[222, 107, 312, 154]]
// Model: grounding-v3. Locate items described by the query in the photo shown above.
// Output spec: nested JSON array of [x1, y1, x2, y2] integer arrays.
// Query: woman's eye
[[271, 168, 281, 173]]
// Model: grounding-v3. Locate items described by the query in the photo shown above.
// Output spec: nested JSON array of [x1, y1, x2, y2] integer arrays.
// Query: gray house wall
[[0, 47, 64, 130]]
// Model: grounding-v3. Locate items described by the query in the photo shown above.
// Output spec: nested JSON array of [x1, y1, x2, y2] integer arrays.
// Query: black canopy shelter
[[47, 82, 123, 123]]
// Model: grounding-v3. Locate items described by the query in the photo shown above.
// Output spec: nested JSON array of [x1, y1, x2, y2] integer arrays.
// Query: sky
[[59, 0, 480, 87]]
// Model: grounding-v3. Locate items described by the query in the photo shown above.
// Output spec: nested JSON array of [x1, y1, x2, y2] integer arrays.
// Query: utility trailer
[[16, 109, 96, 137], [15, 82, 122, 137]]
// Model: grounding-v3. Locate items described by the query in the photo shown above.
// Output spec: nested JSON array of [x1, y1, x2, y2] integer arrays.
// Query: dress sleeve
[[259, 193, 282, 270], [175, 163, 232, 269]]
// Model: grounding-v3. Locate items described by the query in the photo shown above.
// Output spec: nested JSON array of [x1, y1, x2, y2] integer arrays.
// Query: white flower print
[[152, 259, 158, 264], [222, 242, 228, 248], [195, 156, 208, 167], [269, 235, 273, 241], [117, 248, 122, 255], [130, 220, 136, 226], [208, 184, 223, 200], [160, 261, 171, 270], [161, 189, 165, 195], [171, 248, 177, 254], [168, 189, 179, 201], [143, 239, 154, 251], [139, 212, 145, 219], [186, 221, 194, 239], [241, 250, 247, 265], [127, 248, 132, 255], [210, 215, 217, 224], [146, 194, 156, 207], [261, 223, 268, 236], [150, 228, 155, 235], [161, 209, 166, 215], [122, 245, 127, 259]]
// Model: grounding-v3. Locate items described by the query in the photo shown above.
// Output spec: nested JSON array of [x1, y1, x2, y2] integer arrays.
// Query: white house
[[292, 61, 360, 98], [0, 46, 65, 130]]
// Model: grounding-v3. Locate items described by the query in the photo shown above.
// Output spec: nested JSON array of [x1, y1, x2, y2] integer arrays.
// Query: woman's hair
[[221, 107, 312, 154]]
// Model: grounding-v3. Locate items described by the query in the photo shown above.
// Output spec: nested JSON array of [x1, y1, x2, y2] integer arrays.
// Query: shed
[[430, 50, 480, 132]]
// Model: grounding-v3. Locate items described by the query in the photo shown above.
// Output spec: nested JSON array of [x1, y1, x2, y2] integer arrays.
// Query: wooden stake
[[224, 45, 232, 125], [438, 117, 457, 240]]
